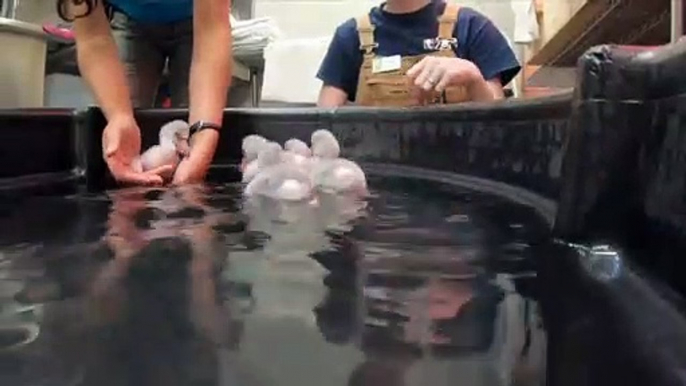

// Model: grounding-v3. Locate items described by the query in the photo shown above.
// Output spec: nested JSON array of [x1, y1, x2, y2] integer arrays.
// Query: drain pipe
[[672, 0, 683, 42]]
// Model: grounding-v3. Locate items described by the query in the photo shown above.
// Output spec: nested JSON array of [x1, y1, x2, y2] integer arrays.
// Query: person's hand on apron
[[102, 116, 173, 186], [406, 56, 481, 104]]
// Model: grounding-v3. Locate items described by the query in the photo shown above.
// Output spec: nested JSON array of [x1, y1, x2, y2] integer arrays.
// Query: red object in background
[[161, 98, 172, 108], [42, 24, 75, 42]]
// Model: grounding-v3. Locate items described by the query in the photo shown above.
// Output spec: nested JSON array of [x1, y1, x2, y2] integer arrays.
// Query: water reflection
[[562, 242, 623, 282], [311, 178, 547, 386], [0, 176, 547, 386], [0, 245, 43, 352], [313, 240, 546, 386], [74, 185, 236, 386]]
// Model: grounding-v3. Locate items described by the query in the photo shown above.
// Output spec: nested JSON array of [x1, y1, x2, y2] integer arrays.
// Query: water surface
[[0, 174, 548, 386]]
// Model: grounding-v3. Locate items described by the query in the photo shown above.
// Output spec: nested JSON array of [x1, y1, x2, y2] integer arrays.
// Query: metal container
[[0, 17, 48, 108]]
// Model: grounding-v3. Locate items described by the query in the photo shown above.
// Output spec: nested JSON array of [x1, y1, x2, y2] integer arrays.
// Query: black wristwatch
[[188, 120, 222, 138]]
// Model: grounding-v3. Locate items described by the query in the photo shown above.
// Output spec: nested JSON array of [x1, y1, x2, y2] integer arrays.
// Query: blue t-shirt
[[317, 1, 521, 102], [106, 0, 193, 24]]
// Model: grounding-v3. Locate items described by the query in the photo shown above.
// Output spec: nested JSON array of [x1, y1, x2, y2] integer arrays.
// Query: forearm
[[188, 10, 232, 125], [174, 2, 232, 183], [75, 31, 134, 122], [318, 86, 348, 107], [469, 76, 505, 102], [178, 0, 232, 181]]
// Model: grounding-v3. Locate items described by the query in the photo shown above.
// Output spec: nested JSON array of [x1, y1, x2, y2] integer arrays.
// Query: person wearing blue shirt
[[57, 0, 232, 185], [317, 0, 521, 107]]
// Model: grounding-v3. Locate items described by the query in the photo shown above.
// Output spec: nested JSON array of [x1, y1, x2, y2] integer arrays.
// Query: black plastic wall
[[0, 108, 81, 198], [80, 94, 571, 210], [538, 41, 686, 386], [555, 41, 686, 293], [537, 241, 686, 386]]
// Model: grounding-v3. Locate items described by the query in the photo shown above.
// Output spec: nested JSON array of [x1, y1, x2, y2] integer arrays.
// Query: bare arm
[[69, 1, 134, 122], [469, 77, 505, 102], [174, 0, 232, 184], [317, 85, 348, 107], [188, 0, 232, 125]]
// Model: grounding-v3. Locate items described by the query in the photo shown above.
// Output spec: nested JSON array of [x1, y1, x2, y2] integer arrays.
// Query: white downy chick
[[256, 141, 283, 169], [242, 140, 281, 183], [311, 129, 340, 159], [310, 129, 367, 194], [282, 138, 313, 171], [244, 142, 313, 202], [284, 138, 312, 157], [133, 120, 190, 179], [312, 158, 368, 194], [242, 135, 268, 164], [241, 134, 268, 171]]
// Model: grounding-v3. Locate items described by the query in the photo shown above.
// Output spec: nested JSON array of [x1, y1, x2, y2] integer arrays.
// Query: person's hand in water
[[406, 56, 480, 104], [173, 128, 219, 185], [102, 116, 174, 185]]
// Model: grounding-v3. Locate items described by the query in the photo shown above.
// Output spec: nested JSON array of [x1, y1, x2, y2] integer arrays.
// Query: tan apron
[[354, 3, 470, 107]]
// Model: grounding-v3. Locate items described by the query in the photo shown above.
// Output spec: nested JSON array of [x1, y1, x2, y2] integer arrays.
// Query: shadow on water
[[0, 173, 548, 386]]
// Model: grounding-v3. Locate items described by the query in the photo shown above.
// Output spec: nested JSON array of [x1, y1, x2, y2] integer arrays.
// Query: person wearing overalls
[[57, 0, 232, 185], [317, 0, 521, 107]]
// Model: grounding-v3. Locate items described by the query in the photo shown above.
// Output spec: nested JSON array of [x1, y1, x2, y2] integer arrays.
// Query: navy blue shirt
[[317, 1, 521, 102]]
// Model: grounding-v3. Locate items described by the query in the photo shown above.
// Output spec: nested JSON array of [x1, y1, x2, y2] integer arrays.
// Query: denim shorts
[[110, 11, 193, 108]]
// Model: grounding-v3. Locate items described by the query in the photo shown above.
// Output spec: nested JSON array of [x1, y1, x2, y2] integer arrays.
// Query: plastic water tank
[[0, 17, 48, 108]]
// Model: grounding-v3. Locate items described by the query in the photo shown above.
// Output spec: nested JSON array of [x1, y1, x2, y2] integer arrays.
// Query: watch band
[[189, 120, 222, 137]]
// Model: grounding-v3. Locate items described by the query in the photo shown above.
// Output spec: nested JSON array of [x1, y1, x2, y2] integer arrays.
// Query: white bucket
[[0, 17, 48, 108]]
